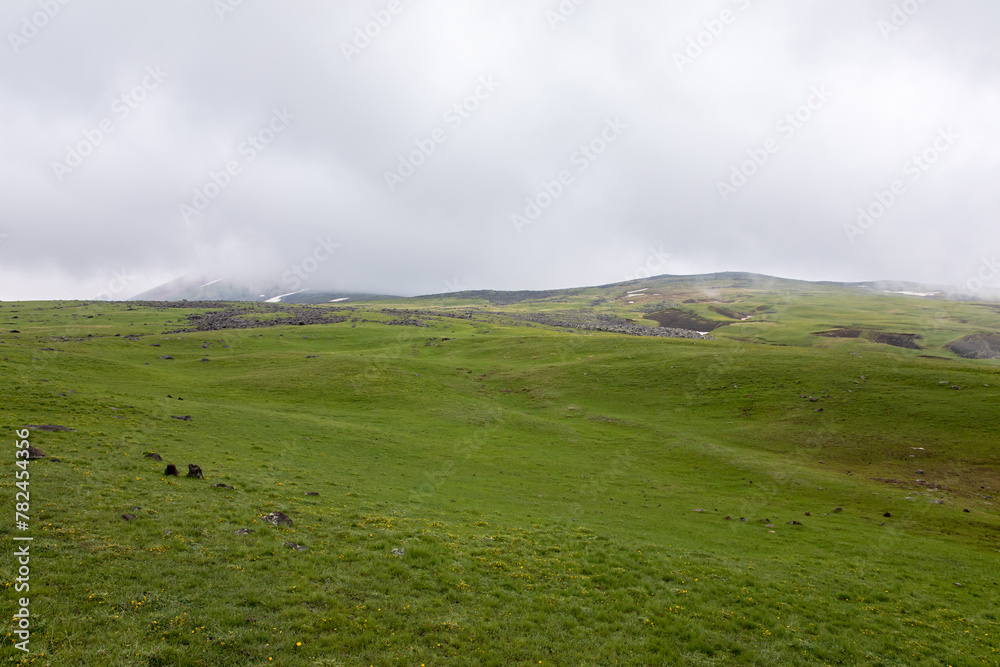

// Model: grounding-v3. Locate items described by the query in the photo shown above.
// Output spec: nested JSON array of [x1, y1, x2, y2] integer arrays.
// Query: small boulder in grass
[[122, 514, 137, 521], [145, 452, 162, 462], [305, 492, 319, 496], [164, 464, 179, 476], [284, 541, 307, 551], [234, 528, 255, 535], [187, 464, 204, 479], [26, 446, 46, 460], [262, 511, 293, 527]]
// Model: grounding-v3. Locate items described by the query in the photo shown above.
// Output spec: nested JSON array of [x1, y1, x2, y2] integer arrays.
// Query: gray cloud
[[1, 0, 998, 299]]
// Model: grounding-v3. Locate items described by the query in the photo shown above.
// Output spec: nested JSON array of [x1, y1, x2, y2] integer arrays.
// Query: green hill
[[1, 292, 998, 665]]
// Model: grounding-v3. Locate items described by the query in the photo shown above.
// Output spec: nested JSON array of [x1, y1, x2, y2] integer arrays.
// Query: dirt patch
[[945, 332, 1000, 359], [813, 327, 862, 339], [864, 331, 922, 349], [647, 309, 727, 332], [812, 327, 922, 349], [709, 306, 751, 320]]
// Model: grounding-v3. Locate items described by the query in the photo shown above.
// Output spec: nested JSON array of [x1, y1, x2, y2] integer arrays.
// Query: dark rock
[[200, 358, 210, 362], [26, 446, 46, 460], [262, 511, 293, 527], [963, 509, 971, 513], [187, 464, 204, 479], [145, 453, 163, 462], [25, 424, 71, 432], [159, 355, 174, 360], [883, 512, 891, 517], [917, 470, 924, 474], [122, 514, 137, 521], [739, 517, 748, 522], [834, 507, 843, 512], [171, 415, 193, 421], [805, 512, 811, 516], [234, 528, 254, 535], [164, 464, 179, 476], [283, 541, 307, 551], [212, 483, 235, 490], [787, 520, 802, 525], [304, 492, 319, 496], [724, 515, 732, 520]]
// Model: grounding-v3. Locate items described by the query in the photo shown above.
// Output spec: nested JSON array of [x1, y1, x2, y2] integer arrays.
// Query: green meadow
[[1, 280, 998, 665]]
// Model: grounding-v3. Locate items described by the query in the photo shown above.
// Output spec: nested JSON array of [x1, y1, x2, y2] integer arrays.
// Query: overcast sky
[[1, 0, 998, 300]]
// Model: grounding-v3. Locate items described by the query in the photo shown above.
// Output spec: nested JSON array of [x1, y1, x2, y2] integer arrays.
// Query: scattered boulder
[[787, 520, 802, 525], [144, 453, 163, 462], [284, 541, 307, 551], [692, 509, 707, 513], [391, 548, 406, 557], [724, 515, 732, 520], [304, 492, 319, 496], [804, 512, 811, 516], [24, 424, 71, 432], [834, 507, 843, 513], [234, 528, 255, 535], [171, 415, 193, 421], [164, 464, 179, 476], [883, 512, 891, 517], [739, 517, 748, 522], [187, 464, 204, 479], [159, 355, 174, 360], [26, 446, 46, 460], [262, 511, 293, 527], [49, 458, 61, 462], [121, 514, 137, 521], [212, 483, 235, 490], [963, 509, 971, 513]]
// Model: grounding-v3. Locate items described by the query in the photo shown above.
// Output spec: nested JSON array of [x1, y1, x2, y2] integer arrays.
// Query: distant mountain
[[127, 274, 399, 304], [129, 271, 1000, 305]]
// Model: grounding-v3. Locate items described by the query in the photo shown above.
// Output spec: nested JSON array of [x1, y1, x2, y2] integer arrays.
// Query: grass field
[[1, 288, 998, 665]]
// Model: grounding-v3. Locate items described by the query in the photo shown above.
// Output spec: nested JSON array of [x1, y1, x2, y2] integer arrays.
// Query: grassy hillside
[[1, 298, 998, 665]]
